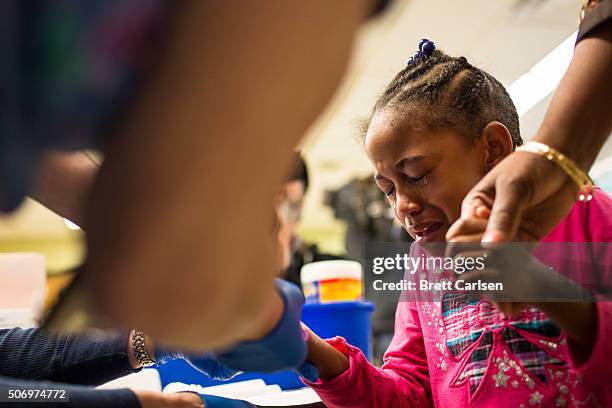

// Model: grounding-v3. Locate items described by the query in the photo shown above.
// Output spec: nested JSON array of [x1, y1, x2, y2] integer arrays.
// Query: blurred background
[[1, 0, 611, 331]]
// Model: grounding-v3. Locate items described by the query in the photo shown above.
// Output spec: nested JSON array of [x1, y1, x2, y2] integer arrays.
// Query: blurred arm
[[0, 327, 135, 385]]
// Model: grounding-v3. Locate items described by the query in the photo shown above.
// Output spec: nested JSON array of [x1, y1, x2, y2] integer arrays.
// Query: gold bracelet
[[516, 141, 594, 202]]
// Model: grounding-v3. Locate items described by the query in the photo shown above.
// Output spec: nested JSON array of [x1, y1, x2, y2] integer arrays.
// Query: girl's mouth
[[409, 221, 444, 243]]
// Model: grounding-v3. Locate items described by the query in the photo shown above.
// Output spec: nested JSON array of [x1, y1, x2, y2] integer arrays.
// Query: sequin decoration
[[441, 292, 567, 397], [529, 391, 543, 405]]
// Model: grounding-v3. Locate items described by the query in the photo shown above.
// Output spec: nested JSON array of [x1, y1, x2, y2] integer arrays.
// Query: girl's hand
[[301, 323, 349, 382]]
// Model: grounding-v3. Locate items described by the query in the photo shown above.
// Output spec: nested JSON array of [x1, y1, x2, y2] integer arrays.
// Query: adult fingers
[[446, 217, 488, 242], [481, 176, 529, 243]]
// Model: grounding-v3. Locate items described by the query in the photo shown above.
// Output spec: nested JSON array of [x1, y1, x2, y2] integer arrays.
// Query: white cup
[[0, 252, 46, 328]]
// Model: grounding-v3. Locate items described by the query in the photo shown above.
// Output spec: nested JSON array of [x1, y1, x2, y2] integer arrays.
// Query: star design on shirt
[[555, 395, 567, 407], [529, 391, 543, 405], [492, 371, 509, 388]]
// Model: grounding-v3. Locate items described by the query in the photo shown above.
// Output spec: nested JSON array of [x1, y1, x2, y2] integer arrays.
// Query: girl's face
[[365, 109, 489, 244]]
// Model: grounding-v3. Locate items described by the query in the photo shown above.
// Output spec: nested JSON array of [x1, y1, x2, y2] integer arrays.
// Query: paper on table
[[164, 379, 280, 399], [163, 380, 321, 406], [98, 368, 162, 392], [248, 387, 321, 406]]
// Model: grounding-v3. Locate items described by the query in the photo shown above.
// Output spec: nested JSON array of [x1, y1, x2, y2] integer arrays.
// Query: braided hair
[[367, 40, 522, 148]]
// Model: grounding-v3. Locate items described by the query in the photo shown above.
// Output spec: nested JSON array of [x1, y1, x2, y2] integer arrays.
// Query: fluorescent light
[[63, 218, 81, 231], [508, 31, 578, 116]]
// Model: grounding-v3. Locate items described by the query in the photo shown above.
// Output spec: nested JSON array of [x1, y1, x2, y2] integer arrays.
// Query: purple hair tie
[[406, 38, 436, 66]]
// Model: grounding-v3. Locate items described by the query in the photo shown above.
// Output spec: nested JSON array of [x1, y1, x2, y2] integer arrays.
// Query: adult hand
[[134, 390, 204, 408], [198, 394, 256, 408], [215, 279, 318, 382], [155, 351, 240, 381], [185, 355, 240, 381], [445, 238, 597, 350], [158, 350, 317, 384], [444, 216, 519, 315], [155, 279, 318, 381], [444, 210, 586, 316], [136, 391, 256, 408], [446, 242, 548, 315], [445, 221, 593, 317], [448, 18, 612, 245], [447, 151, 577, 243]]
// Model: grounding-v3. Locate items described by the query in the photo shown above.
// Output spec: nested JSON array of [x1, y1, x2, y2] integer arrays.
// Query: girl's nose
[[394, 189, 424, 220]]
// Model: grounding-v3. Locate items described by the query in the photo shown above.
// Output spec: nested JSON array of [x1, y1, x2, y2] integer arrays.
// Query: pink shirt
[[307, 188, 612, 407]]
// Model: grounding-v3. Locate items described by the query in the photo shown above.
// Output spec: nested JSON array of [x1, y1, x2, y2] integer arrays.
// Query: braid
[[368, 45, 522, 148], [400, 56, 468, 103], [451, 65, 487, 119], [483, 73, 522, 148], [376, 53, 445, 109]]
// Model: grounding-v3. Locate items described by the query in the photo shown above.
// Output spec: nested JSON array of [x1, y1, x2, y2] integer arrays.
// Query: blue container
[[302, 302, 374, 359], [156, 301, 374, 390]]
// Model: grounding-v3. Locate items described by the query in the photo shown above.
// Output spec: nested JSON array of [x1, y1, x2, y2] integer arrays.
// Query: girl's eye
[[385, 187, 395, 197], [408, 174, 427, 186]]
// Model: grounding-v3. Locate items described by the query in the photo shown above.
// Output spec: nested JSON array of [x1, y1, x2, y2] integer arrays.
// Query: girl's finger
[[475, 205, 491, 219]]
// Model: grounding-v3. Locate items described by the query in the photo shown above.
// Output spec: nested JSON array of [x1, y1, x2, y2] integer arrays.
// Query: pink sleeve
[[565, 302, 612, 386], [564, 189, 612, 385], [305, 302, 432, 408], [585, 188, 612, 242]]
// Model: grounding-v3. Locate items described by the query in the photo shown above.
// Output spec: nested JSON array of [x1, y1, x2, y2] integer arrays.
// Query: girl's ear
[[480, 121, 513, 170]]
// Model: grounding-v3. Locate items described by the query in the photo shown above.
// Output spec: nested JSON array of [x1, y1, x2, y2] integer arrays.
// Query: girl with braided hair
[[301, 40, 612, 407]]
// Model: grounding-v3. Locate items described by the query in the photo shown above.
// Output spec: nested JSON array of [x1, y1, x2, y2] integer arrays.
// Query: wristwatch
[[131, 330, 155, 367]]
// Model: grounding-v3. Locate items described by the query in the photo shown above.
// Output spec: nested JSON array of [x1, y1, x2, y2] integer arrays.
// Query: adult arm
[[0, 328, 141, 407], [0, 376, 141, 408], [0, 328, 211, 407], [448, 5, 612, 243], [539, 2, 612, 172], [0, 376, 205, 408], [0, 328, 137, 385]]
